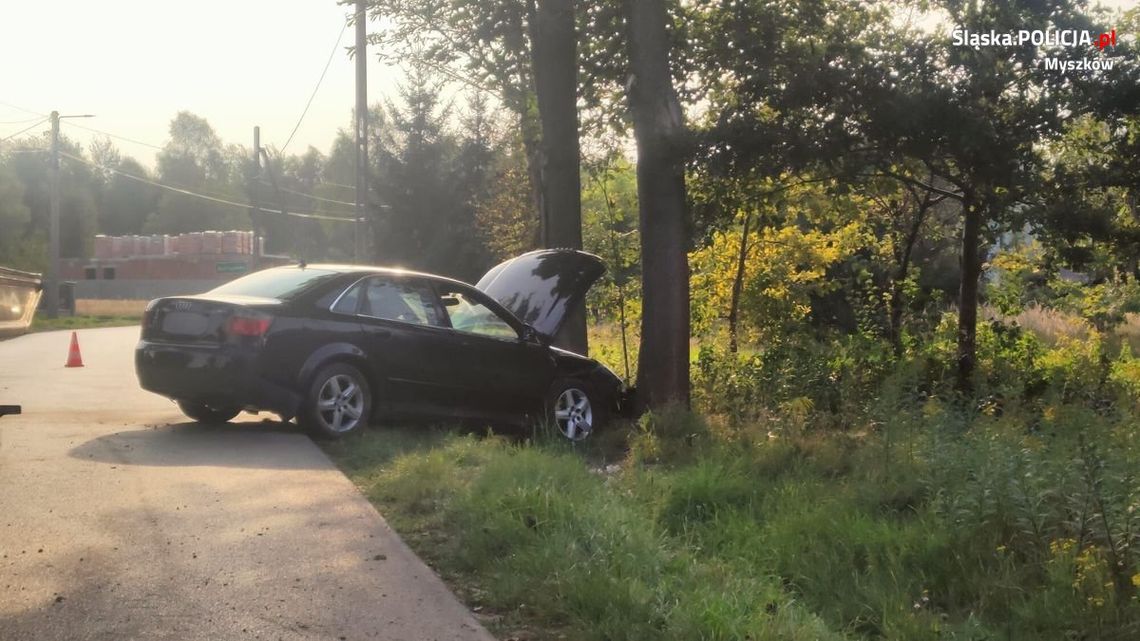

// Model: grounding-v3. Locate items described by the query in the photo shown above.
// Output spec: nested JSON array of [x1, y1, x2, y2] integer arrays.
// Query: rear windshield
[[208, 267, 340, 300]]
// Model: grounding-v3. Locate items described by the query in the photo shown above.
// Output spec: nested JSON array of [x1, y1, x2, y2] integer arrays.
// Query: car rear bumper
[[135, 340, 301, 416]]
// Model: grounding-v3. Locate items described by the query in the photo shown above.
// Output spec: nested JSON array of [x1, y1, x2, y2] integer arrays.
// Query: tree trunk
[[956, 197, 983, 392], [519, 107, 545, 249], [728, 210, 753, 354], [531, 0, 587, 354], [625, 0, 690, 409], [889, 202, 925, 356]]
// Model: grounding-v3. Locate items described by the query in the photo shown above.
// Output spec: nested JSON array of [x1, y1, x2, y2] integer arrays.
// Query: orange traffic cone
[[65, 331, 84, 368]]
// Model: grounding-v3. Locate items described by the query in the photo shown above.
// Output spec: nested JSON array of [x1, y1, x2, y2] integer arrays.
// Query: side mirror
[[440, 295, 461, 307], [520, 324, 545, 345]]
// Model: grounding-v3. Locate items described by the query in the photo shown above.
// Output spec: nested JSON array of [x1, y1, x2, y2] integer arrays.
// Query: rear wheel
[[300, 363, 371, 439], [546, 379, 604, 441], [177, 400, 241, 424]]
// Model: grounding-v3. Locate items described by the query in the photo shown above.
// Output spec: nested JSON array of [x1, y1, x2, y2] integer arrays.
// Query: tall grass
[[322, 313, 1140, 640]]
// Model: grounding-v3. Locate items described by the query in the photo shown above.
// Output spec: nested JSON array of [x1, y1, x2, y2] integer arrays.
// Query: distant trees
[[369, 67, 493, 281], [364, 0, 590, 351]]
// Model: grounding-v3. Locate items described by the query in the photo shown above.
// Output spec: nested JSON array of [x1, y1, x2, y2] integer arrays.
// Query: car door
[[350, 275, 462, 417], [433, 283, 554, 420]]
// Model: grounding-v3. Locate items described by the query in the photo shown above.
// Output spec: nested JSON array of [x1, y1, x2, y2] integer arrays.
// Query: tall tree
[[532, 0, 586, 351], [149, 112, 247, 233], [364, 1, 588, 349], [99, 157, 158, 235], [624, 0, 691, 408]]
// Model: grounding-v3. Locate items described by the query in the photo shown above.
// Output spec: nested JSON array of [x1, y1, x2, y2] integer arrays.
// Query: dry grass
[[984, 304, 1093, 345], [1116, 313, 1140, 352], [74, 299, 147, 317]]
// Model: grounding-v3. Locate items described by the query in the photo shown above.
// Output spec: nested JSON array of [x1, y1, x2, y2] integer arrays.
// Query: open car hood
[[475, 249, 606, 341]]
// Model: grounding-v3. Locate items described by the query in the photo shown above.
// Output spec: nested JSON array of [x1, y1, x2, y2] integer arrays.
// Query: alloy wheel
[[553, 387, 593, 441], [316, 373, 365, 434]]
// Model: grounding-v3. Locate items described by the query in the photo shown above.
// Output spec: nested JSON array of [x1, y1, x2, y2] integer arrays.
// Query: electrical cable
[[60, 151, 359, 222], [258, 180, 357, 209], [0, 118, 48, 143], [279, 18, 349, 154], [0, 100, 45, 117], [61, 120, 166, 151], [0, 116, 45, 125]]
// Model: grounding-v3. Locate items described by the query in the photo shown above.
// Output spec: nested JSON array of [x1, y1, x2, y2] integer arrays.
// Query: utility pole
[[354, 0, 368, 263], [252, 126, 262, 267], [45, 110, 94, 319], [46, 111, 60, 319]]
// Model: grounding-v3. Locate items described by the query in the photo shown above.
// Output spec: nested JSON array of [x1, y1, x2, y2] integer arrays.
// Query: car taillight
[[225, 314, 272, 337]]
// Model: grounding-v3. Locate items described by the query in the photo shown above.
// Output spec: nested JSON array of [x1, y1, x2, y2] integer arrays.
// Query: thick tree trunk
[[519, 109, 545, 248], [625, 0, 690, 409], [531, 0, 586, 354], [956, 198, 983, 392]]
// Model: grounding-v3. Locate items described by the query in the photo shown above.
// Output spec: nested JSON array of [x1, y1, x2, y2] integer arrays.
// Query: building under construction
[[61, 231, 290, 300]]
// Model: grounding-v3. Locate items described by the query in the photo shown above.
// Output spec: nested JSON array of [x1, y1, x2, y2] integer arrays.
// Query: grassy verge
[[324, 401, 1140, 641], [29, 299, 145, 332], [31, 314, 140, 332]]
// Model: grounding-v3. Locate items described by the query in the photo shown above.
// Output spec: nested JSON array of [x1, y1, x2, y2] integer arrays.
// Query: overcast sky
[[0, 1, 400, 167], [0, 0, 1135, 169]]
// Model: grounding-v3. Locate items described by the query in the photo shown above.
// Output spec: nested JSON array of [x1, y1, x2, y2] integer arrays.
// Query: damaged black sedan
[[135, 250, 626, 440]]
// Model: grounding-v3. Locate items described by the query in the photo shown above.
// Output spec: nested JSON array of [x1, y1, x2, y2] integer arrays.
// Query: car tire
[[177, 400, 241, 424], [300, 362, 371, 439], [545, 378, 604, 441]]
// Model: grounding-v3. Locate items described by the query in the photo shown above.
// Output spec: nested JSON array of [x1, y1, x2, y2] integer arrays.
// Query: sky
[[0, 1, 401, 167], [0, 0, 1135, 169]]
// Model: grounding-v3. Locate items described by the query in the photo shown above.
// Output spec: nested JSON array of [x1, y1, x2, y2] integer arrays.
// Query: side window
[[317, 280, 365, 314], [442, 290, 518, 339], [361, 278, 442, 327], [331, 281, 364, 314]]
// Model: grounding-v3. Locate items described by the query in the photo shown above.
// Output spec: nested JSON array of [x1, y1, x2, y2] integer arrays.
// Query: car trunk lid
[[474, 249, 606, 341], [142, 294, 280, 344]]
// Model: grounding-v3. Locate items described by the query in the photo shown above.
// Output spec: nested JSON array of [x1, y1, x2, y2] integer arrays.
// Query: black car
[[135, 249, 626, 440]]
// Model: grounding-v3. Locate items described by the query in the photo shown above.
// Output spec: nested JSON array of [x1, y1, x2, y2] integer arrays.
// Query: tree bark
[[531, 0, 587, 354], [956, 196, 983, 392], [625, 0, 691, 409]]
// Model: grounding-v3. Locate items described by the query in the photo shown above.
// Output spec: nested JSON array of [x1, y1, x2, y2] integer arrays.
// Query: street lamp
[[45, 111, 95, 319]]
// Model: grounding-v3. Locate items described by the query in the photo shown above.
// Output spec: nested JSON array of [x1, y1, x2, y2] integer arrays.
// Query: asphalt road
[[0, 326, 494, 641]]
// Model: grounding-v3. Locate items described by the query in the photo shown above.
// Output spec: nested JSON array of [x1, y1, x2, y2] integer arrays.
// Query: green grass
[[30, 314, 141, 332], [324, 401, 1140, 641], [322, 325, 1140, 640]]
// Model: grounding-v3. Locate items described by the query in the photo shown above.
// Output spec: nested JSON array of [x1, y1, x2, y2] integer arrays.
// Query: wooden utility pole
[[252, 126, 262, 267], [354, 0, 368, 263], [44, 111, 93, 319], [46, 111, 60, 319]]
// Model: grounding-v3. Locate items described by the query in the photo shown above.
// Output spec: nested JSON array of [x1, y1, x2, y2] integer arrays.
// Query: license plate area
[[161, 311, 211, 336]]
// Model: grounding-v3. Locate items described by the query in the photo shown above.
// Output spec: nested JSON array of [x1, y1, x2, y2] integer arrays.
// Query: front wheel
[[546, 379, 604, 442], [300, 363, 371, 439], [177, 400, 241, 424]]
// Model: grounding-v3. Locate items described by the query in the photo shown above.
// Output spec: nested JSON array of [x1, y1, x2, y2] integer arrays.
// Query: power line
[[61, 120, 166, 151], [0, 116, 45, 125], [279, 18, 350, 154], [60, 151, 359, 222], [0, 100, 45, 117], [0, 118, 48, 143], [259, 180, 358, 209]]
